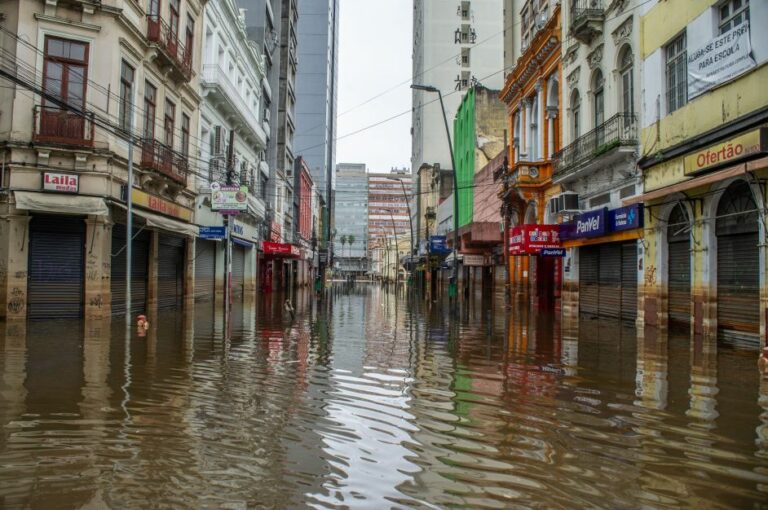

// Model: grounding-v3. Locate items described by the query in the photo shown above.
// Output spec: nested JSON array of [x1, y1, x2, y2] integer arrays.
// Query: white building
[[196, 0, 270, 301]]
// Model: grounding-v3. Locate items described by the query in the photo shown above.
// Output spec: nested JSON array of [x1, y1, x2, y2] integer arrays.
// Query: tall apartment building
[[368, 170, 413, 259], [295, 0, 339, 206], [411, 0, 504, 173], [334, 163, 369, 274], [0, 0, 204, 320]]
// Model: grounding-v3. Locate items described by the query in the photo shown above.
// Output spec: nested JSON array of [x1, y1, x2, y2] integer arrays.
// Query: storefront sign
[[199, 226, 226, 239], [462, 254, 487, 266], [561, 208, 606, 240], [508, 225, 561, 255], [262, 241, 300, 257], [232, 223, 244, 236], [610, 204, 643, 232], [684, 128, 766, 175], [132, 189, 193, 221], [210, 182, 248, 212], [43, 172, 78, 193], [688, 23, 755, 99], [429, 235, 452, 254], [540, 248, 565, 257]]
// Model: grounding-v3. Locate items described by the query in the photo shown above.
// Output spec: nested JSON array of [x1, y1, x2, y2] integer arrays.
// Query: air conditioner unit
[[550, 192, 580, 215]]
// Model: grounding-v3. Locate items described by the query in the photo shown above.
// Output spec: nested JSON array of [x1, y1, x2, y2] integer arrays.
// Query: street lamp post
[[411, 84, 460, 300], [385, 177, 415, 280]]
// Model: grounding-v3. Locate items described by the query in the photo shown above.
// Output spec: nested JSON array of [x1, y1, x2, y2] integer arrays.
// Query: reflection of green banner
[[211, 183, 248, 211]]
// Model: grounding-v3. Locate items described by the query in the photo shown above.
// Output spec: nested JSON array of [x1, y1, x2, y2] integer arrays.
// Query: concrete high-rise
[[334, 163, 369, 275], [295, 0, 340, 206]]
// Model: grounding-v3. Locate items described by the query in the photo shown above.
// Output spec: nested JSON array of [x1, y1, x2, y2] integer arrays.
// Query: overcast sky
[[336, 0, 412, 173]]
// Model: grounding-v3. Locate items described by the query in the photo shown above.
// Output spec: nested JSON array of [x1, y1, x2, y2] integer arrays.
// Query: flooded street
[[1, 285, 767, 509]]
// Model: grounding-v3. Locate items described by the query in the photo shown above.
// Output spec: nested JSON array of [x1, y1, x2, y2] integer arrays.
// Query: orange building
[[499, 1, 562, 309]]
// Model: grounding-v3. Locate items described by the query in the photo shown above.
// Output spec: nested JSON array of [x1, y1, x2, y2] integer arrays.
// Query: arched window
[[592, 70, 604, 128], [619, 46, 634, 115], [571, 90, 581, 139], [716, 180, 758, 236]]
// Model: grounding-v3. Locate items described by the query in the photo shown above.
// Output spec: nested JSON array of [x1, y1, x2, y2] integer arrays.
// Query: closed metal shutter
[[28, 215, 85, 320], [232, 245, 245, 296], [158, 235, 185, 310], [598, 244, 621, 319], [579, 246, 599, 317], [716, 180, 759, 346], [717, 233, 759, 344], [111, 224, 150, 316], [620, 242, 637, 322], [668, 240, 691, 327], [231, 244, 245, 297], [194, 240, 216, 302]]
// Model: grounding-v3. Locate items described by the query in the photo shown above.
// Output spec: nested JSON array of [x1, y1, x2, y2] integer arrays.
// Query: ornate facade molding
[[587, 44, 603, 69], [564, 43, 579, 68], [612, 16, 633, 46], [567, 66, 581, 89], [606, 0, 628, 15]]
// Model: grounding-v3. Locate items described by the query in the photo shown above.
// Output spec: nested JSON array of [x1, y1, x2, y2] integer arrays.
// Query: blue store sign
[[429, 235, 452, 254], [572, 208, 607, 239], [199, 226, 226, 240], [540, 248, 566, 257], [610, 204, 643, 232]]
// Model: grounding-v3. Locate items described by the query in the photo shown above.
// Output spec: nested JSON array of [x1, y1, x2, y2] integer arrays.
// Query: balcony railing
[[570, 0, 603, 43], [553, 113, 637, 179], [33, 105, 94, 147], [141, 138, 188, 186], [201, 65, 265, 142], [146, 15, 192, 81]]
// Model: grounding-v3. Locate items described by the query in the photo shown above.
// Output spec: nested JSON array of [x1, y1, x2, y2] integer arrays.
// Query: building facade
[[368, 169, 413, 266], [0, 0, 204, 320], [500, 0, 562, 309], [555, 0, 644, 325], [636, 0, 768, 347], [334, 163, 369, 276]]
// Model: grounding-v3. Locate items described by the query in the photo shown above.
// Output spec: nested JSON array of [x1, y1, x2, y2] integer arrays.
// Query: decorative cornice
[[564, 43, 579, 68], [612, 16, 633, 46], [33, 13, 101, 32], [606, 0, 628, 15], [587, 44, 603, 69]]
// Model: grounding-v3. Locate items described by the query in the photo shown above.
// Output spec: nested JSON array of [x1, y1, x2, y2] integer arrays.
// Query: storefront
[[260, 241, 301, 293], [508, 224, 563, 310], [561, 205, 642, 322], [111, 223, 150, 316]]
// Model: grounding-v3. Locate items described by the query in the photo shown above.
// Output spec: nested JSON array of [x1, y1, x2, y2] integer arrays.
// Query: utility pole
[[224, 129, 235, 327], [125, 96, 134, 327]]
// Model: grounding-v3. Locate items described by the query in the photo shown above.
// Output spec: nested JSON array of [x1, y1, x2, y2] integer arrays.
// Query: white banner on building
[[688, 23, 756, 99]]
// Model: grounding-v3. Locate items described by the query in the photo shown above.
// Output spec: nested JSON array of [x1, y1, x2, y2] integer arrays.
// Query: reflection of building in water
[[634, 328, 668, 410], [687, 335, 719, 426]]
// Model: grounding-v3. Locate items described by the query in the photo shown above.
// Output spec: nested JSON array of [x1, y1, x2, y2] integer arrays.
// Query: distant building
[[368, 169, 413, 260], [335, 164, 369, 275]]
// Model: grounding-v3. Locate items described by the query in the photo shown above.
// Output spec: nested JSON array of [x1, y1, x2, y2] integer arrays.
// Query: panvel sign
[[508, 225, 561, 255]]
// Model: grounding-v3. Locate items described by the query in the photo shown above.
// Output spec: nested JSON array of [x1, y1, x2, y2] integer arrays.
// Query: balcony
[[201, 65, 267, 146], [507, 160, 553, 189], [570, 0, 603, 44], [553, 113, 637, 183], [33, 105, 94, 147], [146, 15, 192, 82], [140, 138, 188, 186]]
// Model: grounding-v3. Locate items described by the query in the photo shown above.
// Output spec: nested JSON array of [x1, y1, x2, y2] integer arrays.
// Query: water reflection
[[0, 285, 767, 508]]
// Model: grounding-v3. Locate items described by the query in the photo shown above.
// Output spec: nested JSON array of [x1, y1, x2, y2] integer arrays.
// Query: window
[[185, 15, 194, 64], [181, 113, 190, 156], [619, 46, 634, 114], [119, 60, 135, 131], [571, 90, 581, 139], [43, 37, 88, 108], [164, 99, 175, 147], [719, 0, 749, 34], [592, 70, 604, 128], [143, 81, 157, 138], [148, 0, 160, 18], [169, 0, 180, 41], [461, 48, 470, 66], [665, 32, 687, 114]]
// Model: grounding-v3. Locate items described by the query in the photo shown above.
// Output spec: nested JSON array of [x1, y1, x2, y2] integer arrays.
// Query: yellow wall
[[641, 65, 766, 190], [641, 0, 716, 57]]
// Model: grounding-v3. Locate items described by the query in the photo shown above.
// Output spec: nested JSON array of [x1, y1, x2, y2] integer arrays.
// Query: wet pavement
[[0, 284, 767, 509]]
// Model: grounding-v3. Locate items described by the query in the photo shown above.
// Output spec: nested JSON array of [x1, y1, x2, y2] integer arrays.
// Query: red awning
[[261, 241, 301, 258], [508, 224, 561, 255]]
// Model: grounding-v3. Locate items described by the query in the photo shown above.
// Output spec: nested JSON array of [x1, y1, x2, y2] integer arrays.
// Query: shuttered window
[[194, 240, 216, 302], [158, 235, 185, 310], [667, 205, 691, 329], [111, 224, 150, 316], [231, 245, 246, 298], [579, 246, 599, 316]]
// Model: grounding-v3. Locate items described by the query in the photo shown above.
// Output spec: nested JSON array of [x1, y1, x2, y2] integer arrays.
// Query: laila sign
[[43, 172, 78, 193], [684, 128, 766, 176]]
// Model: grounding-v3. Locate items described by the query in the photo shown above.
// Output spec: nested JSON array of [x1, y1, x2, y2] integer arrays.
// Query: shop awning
[[14, 191, 109, 216], [130, 207, 199, 237], [232, 237, 254, 248], [623, 157, 767, 205]]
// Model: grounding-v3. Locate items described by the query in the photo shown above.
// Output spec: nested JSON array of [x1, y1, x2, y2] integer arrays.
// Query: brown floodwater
[[0, 285, 767, 509]]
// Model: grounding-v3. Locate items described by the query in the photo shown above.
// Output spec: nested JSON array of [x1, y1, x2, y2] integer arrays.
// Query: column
[[184, 237, 196, 310], [547, 108, 558, 158], [0, 213, 31, 321], [84, 216, 112, 319], [536, 80, 544, 160], [524, 98, 532, 158], [146, 230, 159, 312]]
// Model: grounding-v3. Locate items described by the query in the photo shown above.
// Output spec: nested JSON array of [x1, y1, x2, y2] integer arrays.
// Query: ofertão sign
[[684, 128, 766, 176]]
